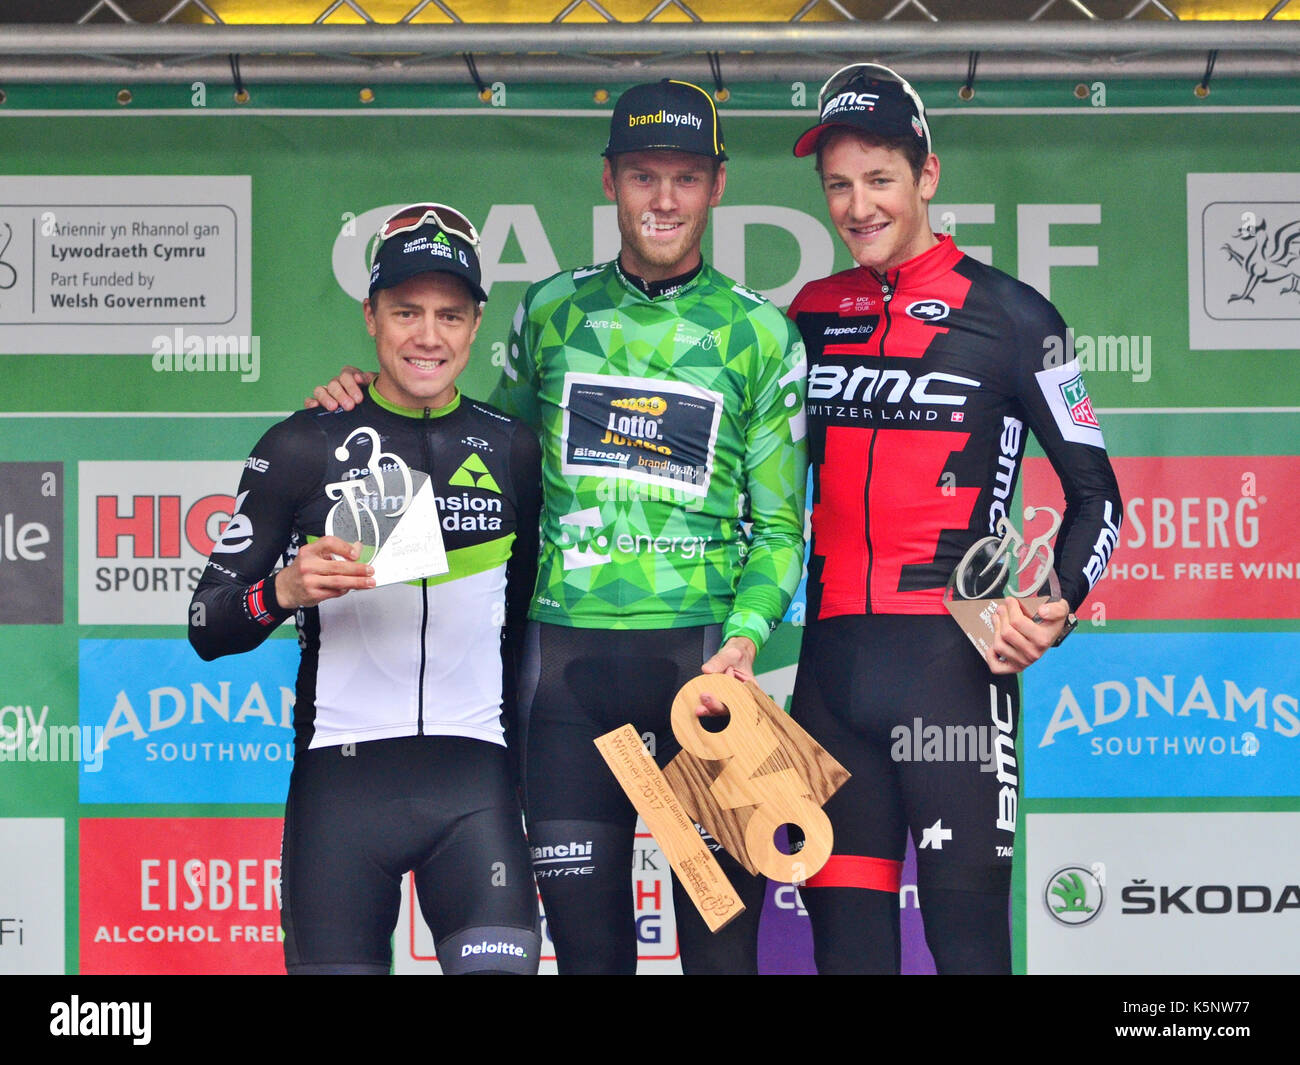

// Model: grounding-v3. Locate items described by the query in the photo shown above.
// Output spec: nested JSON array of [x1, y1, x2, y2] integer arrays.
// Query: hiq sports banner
[[0, 78, 1296, 975]]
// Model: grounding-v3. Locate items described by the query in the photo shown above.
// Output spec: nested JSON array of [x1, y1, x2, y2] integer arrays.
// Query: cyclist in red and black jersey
[[787, 65, 1122, 974]]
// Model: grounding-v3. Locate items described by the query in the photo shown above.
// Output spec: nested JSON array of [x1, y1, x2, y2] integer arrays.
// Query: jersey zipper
[[417, 406, 434, 734], [861, 270, 896, 613]]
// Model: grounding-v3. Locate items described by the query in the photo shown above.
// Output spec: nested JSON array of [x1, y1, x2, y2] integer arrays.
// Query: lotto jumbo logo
[[78, 461, 242, 625], [0, 463, 63, 625]]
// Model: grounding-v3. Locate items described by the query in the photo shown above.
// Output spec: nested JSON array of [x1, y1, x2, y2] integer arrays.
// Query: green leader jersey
[[489, 259, 807, 651]]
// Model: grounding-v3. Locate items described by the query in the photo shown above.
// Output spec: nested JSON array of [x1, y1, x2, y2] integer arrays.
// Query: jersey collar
[[611, 257, 708, 303], [367, 383, 462, 419], [871, 233, 965, 290]]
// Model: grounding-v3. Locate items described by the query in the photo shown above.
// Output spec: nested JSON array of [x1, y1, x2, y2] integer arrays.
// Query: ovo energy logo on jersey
[[557, 507, 610, 570], [1060, 374, 1100, 430], [1044, 864, 1105, 927]]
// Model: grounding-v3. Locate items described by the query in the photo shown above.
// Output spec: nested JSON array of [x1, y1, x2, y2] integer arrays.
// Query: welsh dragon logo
[[1221, 217, 1300, 303]]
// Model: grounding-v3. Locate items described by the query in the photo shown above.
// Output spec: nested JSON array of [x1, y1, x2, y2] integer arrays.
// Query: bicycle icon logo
[[950, 505, 1063, 601]]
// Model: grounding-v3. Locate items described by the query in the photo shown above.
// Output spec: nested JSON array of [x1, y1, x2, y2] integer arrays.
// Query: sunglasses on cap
[[817, 63, 932, 154], [368, 202, 481, 269]]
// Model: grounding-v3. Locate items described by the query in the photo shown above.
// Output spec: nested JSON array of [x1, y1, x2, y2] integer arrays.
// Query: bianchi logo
[[1045, 864, 1105, 926], [449, 453, 500, 494], [906, 298, 950, 322], [531, 838, 595, 879]]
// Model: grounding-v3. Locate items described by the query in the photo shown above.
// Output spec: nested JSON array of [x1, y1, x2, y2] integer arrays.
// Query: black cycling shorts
[[280, 735, 540, 975], [516, 622, 766, 974], [790, 614, 1019, 974], [792, 614, 1019, 895]]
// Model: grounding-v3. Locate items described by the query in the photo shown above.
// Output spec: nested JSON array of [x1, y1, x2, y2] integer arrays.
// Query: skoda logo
[[906, 299, 950, 322], [1044, 864, 1105, 927]]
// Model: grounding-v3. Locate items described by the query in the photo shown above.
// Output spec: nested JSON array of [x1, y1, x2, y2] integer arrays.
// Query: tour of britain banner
[[0, 79, 1296, 975]]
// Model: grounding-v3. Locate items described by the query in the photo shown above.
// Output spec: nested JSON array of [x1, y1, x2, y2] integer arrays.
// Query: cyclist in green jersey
[[310, 80, 807, 974]]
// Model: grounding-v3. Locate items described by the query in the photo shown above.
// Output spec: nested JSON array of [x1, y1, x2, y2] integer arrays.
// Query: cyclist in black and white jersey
[[190, 203, 542, 975]]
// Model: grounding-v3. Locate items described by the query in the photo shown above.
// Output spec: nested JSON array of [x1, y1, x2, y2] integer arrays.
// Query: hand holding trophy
[[944, 506, 1077, 672]]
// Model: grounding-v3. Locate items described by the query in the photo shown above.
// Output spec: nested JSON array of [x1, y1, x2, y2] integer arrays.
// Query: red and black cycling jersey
[[787, 236, 1121, 620]]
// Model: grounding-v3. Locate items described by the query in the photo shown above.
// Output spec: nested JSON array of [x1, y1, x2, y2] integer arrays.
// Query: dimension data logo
[[0, 463, 63, 624], [1044, 864, 1105, 927], [449, 454, 500, 494]]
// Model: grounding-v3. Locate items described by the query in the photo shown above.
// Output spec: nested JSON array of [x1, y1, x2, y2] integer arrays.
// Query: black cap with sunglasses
[[792, 63, 932, 159], [368, 202, 488, 304]]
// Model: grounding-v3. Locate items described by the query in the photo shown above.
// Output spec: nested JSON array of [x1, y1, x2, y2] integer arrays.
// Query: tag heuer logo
[[906, 299, 950, 322], [1044, 864, 1105, 926], [1060, 374, 1100, 429]]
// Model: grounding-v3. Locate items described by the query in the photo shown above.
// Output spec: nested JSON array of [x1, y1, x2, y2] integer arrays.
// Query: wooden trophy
[[595, 673, 849, 931]]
